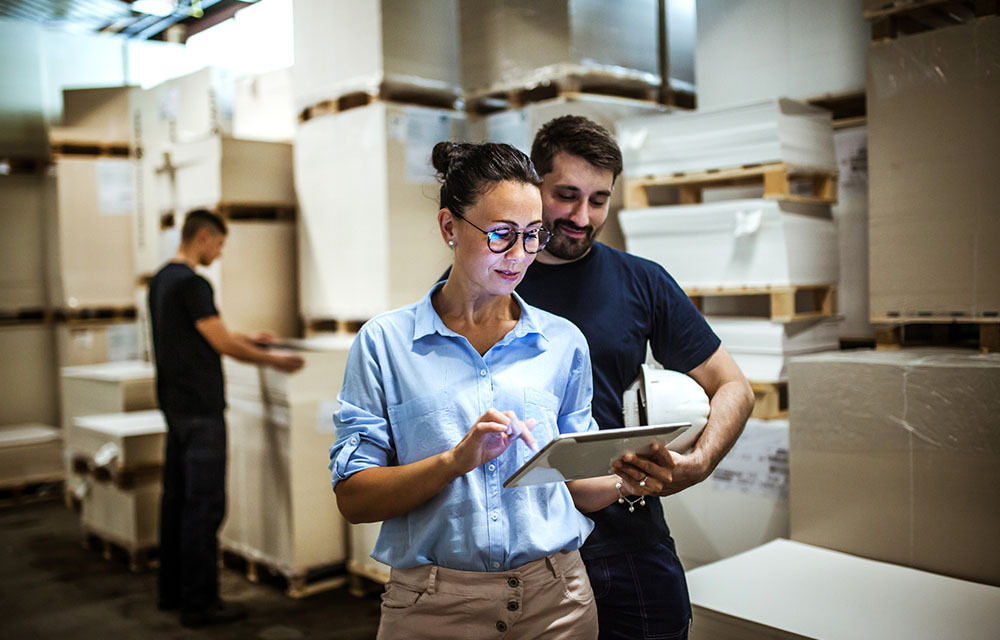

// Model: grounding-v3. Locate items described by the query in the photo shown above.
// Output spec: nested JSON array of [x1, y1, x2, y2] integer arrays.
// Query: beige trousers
[[376, 550, 598, 640]]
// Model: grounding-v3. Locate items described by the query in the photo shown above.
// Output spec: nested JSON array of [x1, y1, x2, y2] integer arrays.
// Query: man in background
[[518, 116, 755, 639], [148, 209, 304, 628]]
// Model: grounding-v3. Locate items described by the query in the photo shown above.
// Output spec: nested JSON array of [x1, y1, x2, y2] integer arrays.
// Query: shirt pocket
[[523, 387, 561, 458], [387, 391, 464, 465]]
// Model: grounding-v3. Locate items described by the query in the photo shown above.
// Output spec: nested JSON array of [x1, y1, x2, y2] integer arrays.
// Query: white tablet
[[503, 422, 695, 488]]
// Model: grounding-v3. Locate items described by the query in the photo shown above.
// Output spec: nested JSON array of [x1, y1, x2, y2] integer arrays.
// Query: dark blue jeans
[[585, 539, 692, 640], [158, 412, 227, 613]]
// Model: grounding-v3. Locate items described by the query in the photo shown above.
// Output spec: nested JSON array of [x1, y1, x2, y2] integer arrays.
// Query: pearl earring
[[448, 240, 455, 247]]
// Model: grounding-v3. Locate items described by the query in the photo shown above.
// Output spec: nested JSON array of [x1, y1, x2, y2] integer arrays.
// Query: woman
[[329, 142, 650, 639]]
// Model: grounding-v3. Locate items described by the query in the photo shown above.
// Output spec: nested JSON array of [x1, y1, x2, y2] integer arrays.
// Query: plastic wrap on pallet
[[867, 16, 1000, 320], [460, 0, 661, 94], [292, 0, 461, 111], [616, 98, 837, 179], [620, 199, 839, 289], [220, 339, 352, 577], [788, 348, 1000, 587], [831, 125, 873, 340], [0, 175, 51, 310], [72, 410, 166, 472], [663, 418, 789, 570], [708, 317, 839, 382]]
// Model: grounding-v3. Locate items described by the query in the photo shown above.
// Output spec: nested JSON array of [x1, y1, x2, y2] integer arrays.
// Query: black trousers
[[158, 412, 227, 612]]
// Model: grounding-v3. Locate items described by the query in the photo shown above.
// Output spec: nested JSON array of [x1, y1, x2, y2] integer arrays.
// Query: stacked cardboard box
[[220, 335, 353, 583], [459, 0, 663, 98], [292, 0, 461, 113], [75, 410, 166, 562], [0, 323, 59, 427], [0, 424, 63, 489], [867, 16, 1000, 321], [685, 539, 1000, 639], [788, 349, 1000, 587], [296, 102, 465, 322]]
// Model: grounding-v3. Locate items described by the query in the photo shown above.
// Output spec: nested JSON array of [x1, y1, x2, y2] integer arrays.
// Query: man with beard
[[516, 116, 755, 639]]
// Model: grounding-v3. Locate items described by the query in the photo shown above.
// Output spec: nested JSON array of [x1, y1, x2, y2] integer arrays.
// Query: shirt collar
[[413, 282, 550, 345]]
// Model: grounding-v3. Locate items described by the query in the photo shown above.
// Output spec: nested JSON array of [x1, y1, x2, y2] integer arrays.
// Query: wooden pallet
[[0, 307, 52, 326], [298, 82, 460, 123], [750, 382, 788, 420], [624, 162, 839, 209], [0, 478, 64, 508], [82, 529, 158, 573], [0, 156, 50, 176], [54, 305, 138, 323], [867, 0, 997, 39], [306, 318, 368, 335], [220, 548, 348, 599], [687, 285, 837, 323], [806, 91, 867, 129], [872, 316, 999, 353], [465, 72, 668, 115], [50, 141, 131, 158]]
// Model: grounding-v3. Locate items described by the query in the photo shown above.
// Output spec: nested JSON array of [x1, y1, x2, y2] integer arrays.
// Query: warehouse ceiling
[[0, 0, 259, 40]]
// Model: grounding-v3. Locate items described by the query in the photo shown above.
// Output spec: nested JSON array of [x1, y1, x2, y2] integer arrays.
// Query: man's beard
[[544, 220, 602, 261]]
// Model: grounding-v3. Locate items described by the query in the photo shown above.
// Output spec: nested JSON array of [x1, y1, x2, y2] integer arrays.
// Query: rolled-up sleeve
[[328, 327, 394, 489], [557, 336, 598, 435]]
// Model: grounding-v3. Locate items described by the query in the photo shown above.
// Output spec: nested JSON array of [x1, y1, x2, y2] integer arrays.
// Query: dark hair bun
[[432, 141, 465, 179]]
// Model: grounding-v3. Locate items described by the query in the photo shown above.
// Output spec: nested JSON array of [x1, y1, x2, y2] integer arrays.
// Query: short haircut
[[531, 115, 623, 181], [431, 141, 542, 217], [181, 209, 227, 243]]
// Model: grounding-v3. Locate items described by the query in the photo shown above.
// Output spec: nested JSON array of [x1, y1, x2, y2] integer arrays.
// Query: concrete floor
[[0, 497, 382, 639]]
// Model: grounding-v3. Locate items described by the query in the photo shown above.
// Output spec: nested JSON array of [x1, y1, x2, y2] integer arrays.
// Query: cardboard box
[[48, 156, 136, 309], [0, 424, 63, 487], [468, 94, 664, 251], [220, 335, 354, 575], [695, 0, 868, 110], [0, 324, 58, 427], [49, 86, 133, 145], [157, 219, 299, 337], [59, 361, 157, 432], [81, 478, 160, 550], [664, 419, 789, 570], [296, 103, 465, 321], [234, 67, 295, 143], [157, 136, 294, 214], [867, 17, 1000, 319], [788, 349, 1000, 586], [0, 175, 51, 310], [292, 0, 460, 110], [55, 321, 142, 368], [616, 98, 837, 179], [620, 199, 839, 289], [459, 0, 661, 95], [686, 539, 1000, 640], [72, 410, 165, 472]]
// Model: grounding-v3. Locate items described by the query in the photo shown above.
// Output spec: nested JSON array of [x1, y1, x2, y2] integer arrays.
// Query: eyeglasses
[[453, 212, 552, 254]]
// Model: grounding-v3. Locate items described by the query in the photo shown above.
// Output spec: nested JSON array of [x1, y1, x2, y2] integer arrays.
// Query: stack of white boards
[[0, 424, 63, 488], [221, 335, 355, 585], [616, 98, 837, 178], [74, 410, 166, 557], [686, 539, 1000, 640], [619, 199, 838, 289], [706, 318, 838, 383]]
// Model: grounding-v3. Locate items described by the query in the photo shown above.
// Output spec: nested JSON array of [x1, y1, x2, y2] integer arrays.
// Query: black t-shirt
[[148, 262, 225, 417], [516, 242, 721, 559]]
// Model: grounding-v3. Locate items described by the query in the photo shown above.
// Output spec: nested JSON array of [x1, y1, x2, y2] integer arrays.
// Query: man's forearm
[[691, 378, 754, 476]]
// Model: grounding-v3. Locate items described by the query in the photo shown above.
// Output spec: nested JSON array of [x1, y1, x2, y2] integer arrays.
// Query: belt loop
[[426, 565, 438, 595], [546, 552, 564, 581]]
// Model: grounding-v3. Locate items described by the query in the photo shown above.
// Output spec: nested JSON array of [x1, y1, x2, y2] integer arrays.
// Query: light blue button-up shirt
[[329, 284, 597, 571]]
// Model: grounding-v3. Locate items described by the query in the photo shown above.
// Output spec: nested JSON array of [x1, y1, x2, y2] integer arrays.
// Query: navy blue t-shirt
[[515, 242, 720, 559], [148, 262, 225, 417]]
